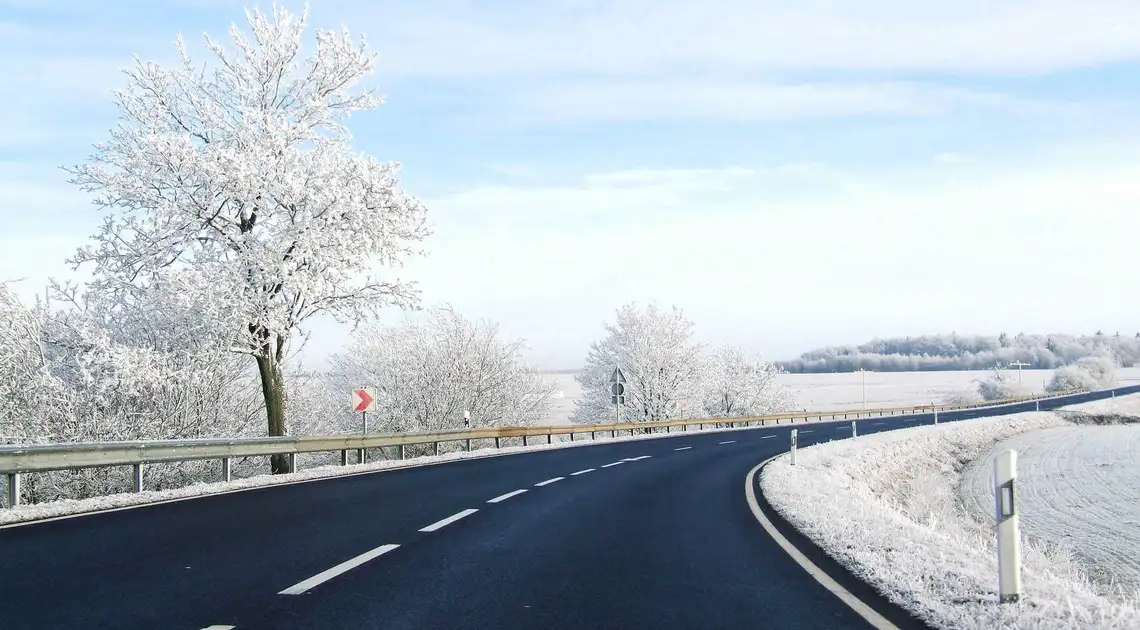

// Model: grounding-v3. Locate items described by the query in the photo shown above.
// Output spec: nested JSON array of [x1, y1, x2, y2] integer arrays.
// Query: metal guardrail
[[0, 388, 1095, 508]]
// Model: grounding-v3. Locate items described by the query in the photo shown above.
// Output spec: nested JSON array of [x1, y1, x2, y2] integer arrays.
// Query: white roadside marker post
[[851, 420, 857, 437], [1035, 400, 1040, 412], [934, 410, 938, 425], [994, 449, 1022, 604], [790, 429, 798, 466]]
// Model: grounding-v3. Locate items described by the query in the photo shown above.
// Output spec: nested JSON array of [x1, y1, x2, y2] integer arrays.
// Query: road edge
[[745, 456, 933, 630]]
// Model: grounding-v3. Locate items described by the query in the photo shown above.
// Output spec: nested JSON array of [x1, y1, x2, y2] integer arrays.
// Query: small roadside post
[[351, 387, 376, 463], [994, 449, 1022, 604], [464, 410, 471, 451], [851, 420, 857, 437], [790, 429, 798, 466]]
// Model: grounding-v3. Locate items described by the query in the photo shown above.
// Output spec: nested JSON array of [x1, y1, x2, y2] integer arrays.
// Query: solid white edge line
[[278, 543, 400, 595], [719, 440, 737, 444], [600, 462, 625, 468], [744, 458, 898, 630], [674, 446, 692, 451], [201, 626, 236, 630], [419, 508, 479, 532], [487, 489, 528, 504], [570, 468, 595, 476], [534, 476, 565, 487]]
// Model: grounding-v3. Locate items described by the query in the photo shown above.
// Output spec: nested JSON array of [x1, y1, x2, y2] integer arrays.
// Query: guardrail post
[[546, 433, 552, 445], [523, 435, 529, 447], [398, 445, 405, 459], [494, 437, 500, 448], [288, 453, 297, 473], [433, 441, 439, 455], [790, 429, 797, 466], [569, 432, 574, 442], [222, 457, 233, 482], [466, 438, 471, 451], [612, 429, 617, 437], [6, 473, 19, 508], [994, 449, 1022, 604], [591, 431, 596, 440], [339, 451, 347, 467], [132, 464, 143, 492]]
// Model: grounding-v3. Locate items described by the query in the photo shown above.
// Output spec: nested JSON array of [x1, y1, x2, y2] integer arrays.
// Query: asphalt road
[[1, 387, 1134, 630]]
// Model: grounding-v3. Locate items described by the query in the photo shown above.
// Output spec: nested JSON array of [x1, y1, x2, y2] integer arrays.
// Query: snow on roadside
[[1060, 392, 1140, 418], [960, 425, 1140, 596], [760, 412, 1140, 629], [0, 420, 793, 527]]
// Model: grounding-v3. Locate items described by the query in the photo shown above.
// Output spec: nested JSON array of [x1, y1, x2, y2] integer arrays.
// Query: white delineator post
[[851, 420, 857, 437], [790, 429, 798, 466], [994, 449, 1022, 604], [934, 410, 939, 425]]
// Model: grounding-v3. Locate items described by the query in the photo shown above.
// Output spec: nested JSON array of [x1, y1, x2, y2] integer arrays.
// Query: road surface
[[1, 388, 1131, 629]]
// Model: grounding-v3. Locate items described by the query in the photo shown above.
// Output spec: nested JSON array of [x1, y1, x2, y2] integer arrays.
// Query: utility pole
[[1009, 361, 1030, 385], [856, 368, 873, 410]]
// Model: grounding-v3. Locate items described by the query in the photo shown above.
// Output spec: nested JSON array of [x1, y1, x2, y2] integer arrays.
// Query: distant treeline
[[778, 332, 1139, 373]]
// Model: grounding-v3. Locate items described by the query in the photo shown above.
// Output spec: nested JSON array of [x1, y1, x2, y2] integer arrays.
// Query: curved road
[[1, 387, 1133, 629]]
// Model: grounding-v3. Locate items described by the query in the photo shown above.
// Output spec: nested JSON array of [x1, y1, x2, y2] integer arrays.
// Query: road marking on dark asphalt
[[623, 455, 652, 461], [872, 422, 885, 426], [799, 430, 813, 433], [201, 626, 236, 629], [420, 509, 479, 532], [570, 468, 595, 475], [760, 435, 775, 439], [745, 462, 898, 629], [601, 461, 625, 468], [534, 476, 565, 487], [279, 544, 401, 595], [674, 446, 692, 451], [487, 489, 528, 504], [719, 440, 736, 444]]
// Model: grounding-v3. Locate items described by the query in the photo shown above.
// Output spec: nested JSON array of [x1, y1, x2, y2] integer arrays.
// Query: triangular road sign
[[610, 367, 626, 384]]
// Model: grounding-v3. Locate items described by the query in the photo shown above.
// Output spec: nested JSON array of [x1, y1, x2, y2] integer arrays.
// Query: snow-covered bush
[[700, 345, 793, 418], [942, 389, 982, 405], [573, 303, 704, 424], [328, 306, 555, 442], [1046, 355, 1116, 392], [976, 365, 1028, 401]]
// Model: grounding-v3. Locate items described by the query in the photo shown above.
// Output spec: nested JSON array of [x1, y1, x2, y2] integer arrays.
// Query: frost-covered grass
[[0, 420, 798, 527], [760, 412, 1140, 629], [959, 395, 1140, 598]]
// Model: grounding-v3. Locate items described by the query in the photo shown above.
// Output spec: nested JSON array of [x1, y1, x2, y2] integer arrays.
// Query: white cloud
[[343, 0, 1140, 78]]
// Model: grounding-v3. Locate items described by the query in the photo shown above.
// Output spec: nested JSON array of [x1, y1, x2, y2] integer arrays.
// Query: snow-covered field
[[543, 367, 1140, 423], [760, 402, 1140, 629], [960, 402, 1140, 596]]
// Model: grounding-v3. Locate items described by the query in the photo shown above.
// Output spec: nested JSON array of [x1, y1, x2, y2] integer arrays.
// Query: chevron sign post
[[351, 388, 376, 463]]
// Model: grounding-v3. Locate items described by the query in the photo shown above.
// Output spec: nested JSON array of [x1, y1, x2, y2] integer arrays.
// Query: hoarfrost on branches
[[327, 306, 556, 444], [699, 345, 793, 418], [62, 6, 430, 472]]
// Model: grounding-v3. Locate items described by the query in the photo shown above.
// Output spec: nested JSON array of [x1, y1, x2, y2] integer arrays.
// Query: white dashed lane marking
[[570, 468, 595, 476], [420, 509, 479, 533], [534, 477, 565, 487], [601, 462, 625, 468], [623, 455, 652, 461], [487, 489, 527, 504], [278, 544, 401, 595], [719, 440, 736, 444], [761, 435, 775, 439], [674, 446, 692, 451]]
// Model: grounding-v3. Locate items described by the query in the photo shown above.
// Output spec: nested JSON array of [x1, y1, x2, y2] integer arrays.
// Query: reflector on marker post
[[994, 449, 1022, 604], [790, 429, 798, 466]]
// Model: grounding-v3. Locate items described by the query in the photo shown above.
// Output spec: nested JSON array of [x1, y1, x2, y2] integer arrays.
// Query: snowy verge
[[0, 421, 780, 527], [1059, 392, 1140, 421], [760, 412, 1140, 629]]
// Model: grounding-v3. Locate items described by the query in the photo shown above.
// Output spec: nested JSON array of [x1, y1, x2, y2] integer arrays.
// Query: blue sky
[[3, 0, 1140, 369]]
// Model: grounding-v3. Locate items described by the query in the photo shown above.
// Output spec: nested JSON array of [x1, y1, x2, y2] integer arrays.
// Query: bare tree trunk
[[256, 347, 290, 474]]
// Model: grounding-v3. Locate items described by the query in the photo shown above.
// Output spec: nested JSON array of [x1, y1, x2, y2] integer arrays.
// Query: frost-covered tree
[[700, 345, 792, 418], [572, 303, 703, 425], [64, 7, 429, 473], [976, 365, 1027, 401], [1046, 355, 1116, 393], [328, 306, 555, 438]]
